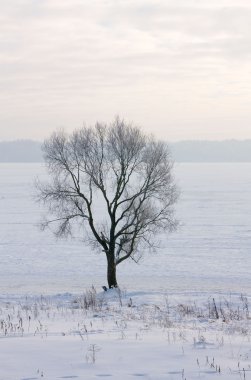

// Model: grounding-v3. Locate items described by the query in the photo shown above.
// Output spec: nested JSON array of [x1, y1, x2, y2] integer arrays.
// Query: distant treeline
[[170, 140, 251, 162], [0, 139, 251, 162], [0, 140, 42, 162]]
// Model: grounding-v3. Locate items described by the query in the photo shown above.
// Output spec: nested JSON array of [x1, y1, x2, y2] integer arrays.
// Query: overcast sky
[[1, 0, 251, 141]]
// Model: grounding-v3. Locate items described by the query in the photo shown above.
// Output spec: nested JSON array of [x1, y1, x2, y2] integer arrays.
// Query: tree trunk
[[106, 253, 118, 288]]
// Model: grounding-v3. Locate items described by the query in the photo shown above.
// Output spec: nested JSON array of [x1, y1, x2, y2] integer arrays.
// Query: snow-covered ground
[[0, 289, 250, 380], [0, 163, 250, 379], [0, 163, 250, 295]]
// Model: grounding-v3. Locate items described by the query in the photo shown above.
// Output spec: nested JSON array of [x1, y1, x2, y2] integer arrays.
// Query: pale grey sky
[[1, 0, 251, 141]]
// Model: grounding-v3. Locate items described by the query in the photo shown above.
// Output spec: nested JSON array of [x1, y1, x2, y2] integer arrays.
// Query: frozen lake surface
[[0, 163, 250, 296]]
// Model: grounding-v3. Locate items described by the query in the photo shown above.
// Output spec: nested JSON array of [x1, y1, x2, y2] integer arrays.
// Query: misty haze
[[1, 139, 251, 162], [0, 1, 250, 379]]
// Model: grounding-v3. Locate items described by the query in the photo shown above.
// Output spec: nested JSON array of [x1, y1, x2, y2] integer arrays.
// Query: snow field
[[0, 289, 250, 380], [0, 163, 250, 378], [0, 163, 251, 295]]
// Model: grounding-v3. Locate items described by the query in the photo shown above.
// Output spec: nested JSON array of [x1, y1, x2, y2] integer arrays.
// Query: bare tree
[[37, 118, 178, 288]]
